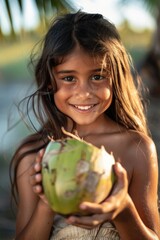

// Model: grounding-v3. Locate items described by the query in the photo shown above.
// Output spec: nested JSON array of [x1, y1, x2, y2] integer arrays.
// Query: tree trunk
[[140, 6, 160, 96]]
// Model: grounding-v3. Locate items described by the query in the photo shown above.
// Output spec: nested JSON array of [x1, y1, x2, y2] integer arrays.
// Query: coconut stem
[[61, 127, 82, 141], [47, 135, 55, 142]]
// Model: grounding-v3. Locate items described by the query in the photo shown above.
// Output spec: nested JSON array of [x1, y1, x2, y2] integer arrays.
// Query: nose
[[75, 81, 92, 98]]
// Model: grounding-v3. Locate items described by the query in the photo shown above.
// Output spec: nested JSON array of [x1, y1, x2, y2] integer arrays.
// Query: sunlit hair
[[10, 11, 150, 204], [33, 11, 149, 136]]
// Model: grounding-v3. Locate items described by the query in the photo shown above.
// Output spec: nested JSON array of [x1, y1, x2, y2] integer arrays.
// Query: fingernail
[[39, 149, 44, 156], [35, 163, 39, 170], [80, 204, 86, 210], [67, 216, 75, 224], [116, 162, 123, 171]]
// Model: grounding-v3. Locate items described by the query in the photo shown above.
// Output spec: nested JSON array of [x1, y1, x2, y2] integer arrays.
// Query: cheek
[[101, 87, 113, 110], [105, 88, 112, 99], [54, 88, 68, 108], [54, 91, 62, 105], [98, 83, 113, 100]]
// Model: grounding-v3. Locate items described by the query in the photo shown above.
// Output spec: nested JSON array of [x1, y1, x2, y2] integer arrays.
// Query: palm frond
[[1, 0, 76, 37], [3, 0, 15, 36], [119, 0, 160, 15]]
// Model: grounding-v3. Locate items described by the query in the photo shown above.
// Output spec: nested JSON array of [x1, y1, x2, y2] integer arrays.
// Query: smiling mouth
[[72, 104, 96, 111]]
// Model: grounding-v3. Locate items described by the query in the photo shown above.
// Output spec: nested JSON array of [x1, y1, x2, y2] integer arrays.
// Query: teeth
[[74, 105, 94, 110]]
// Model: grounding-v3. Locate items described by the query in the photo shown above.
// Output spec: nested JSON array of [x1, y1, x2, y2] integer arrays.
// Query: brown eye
[[63, 76, 75, 82], [92, 75, 104, 81]]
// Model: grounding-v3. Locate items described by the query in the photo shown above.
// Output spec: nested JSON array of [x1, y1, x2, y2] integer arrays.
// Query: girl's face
[[52, 45, 112, 127]]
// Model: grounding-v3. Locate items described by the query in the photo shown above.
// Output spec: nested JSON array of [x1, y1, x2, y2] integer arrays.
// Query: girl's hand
[[66, 162, 129, 229], [29, 149, 49, 205]]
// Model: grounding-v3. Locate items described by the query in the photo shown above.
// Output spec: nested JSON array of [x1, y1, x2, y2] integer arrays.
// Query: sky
[[0, 0, 156, 34]]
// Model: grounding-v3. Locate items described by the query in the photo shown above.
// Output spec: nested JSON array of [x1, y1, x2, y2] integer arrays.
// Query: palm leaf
[[1, 0, 76, 37], [17, 0, 23, 12], [3, 0, 15, 36], [119, 0, 160, 15]]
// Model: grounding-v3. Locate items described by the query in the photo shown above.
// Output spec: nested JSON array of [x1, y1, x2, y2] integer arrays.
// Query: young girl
[[10, 11, 160, 239]]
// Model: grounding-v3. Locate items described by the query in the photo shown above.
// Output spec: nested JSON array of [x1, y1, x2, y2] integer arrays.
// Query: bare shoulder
[[95, 128, 158, 186], [121, 131, 159, 234], [118, 130, 158, 184], [85, 127, 158, 168], [16, 147, 37, 178], [14, 138, 44, 235], [124, 130, 158, 168], [16, 137, 45, 177]]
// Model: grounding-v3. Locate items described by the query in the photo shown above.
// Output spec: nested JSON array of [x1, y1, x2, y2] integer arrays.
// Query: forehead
[[52, 49, 112, 81], [55, 46, 109, 70]]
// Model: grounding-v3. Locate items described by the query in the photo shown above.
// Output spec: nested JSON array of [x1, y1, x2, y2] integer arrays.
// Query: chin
[[74, 120, 95, 126]]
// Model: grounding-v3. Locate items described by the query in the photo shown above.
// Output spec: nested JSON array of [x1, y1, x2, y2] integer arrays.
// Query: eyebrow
[[55, 68, 107, 74]]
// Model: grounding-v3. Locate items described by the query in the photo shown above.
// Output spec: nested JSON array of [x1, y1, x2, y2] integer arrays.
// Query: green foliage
[[0, 23, 153, 82], [119, 0, 160, 16], [0, 38, 37, 82], [1, 0, 76, 37]]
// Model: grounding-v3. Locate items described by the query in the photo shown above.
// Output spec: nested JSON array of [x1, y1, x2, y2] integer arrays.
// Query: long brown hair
[[10, 11, 149, 204]]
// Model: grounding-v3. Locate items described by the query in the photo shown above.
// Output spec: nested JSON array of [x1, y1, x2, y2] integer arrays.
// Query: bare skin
[[14, 46, 160, 239]]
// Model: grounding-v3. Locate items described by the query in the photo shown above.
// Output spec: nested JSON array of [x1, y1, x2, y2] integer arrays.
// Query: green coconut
[[42, 129, 115, 215]]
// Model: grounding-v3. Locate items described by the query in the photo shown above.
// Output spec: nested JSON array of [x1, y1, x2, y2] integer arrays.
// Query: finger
[[112, 162, 128, 194], [38, 194, 50, 205], [29, 162, 41, 176], [114, 162, 127, 182], [71, 222, 94, 229], [66, 213, 107, 227], [79, 202, 103, 214], [30, 173, 42, 185], [35, 149, 45, 163], [66, 216, 94, 230], [29, 149, 45, 176], [79, 200, 115, 215], [33, 184, 43, 194]]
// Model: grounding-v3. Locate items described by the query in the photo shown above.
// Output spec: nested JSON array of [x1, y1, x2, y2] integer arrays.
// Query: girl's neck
[[67, 114, 119, 139]]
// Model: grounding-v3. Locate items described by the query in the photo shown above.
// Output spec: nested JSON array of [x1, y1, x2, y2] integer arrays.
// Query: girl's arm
[[15, 150, 55, 240], [113, 137, 160, 240], [66, 136, 160, 240]]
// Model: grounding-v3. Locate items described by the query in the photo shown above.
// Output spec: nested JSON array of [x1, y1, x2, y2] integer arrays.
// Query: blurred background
[[0, 0, 160, 239]]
